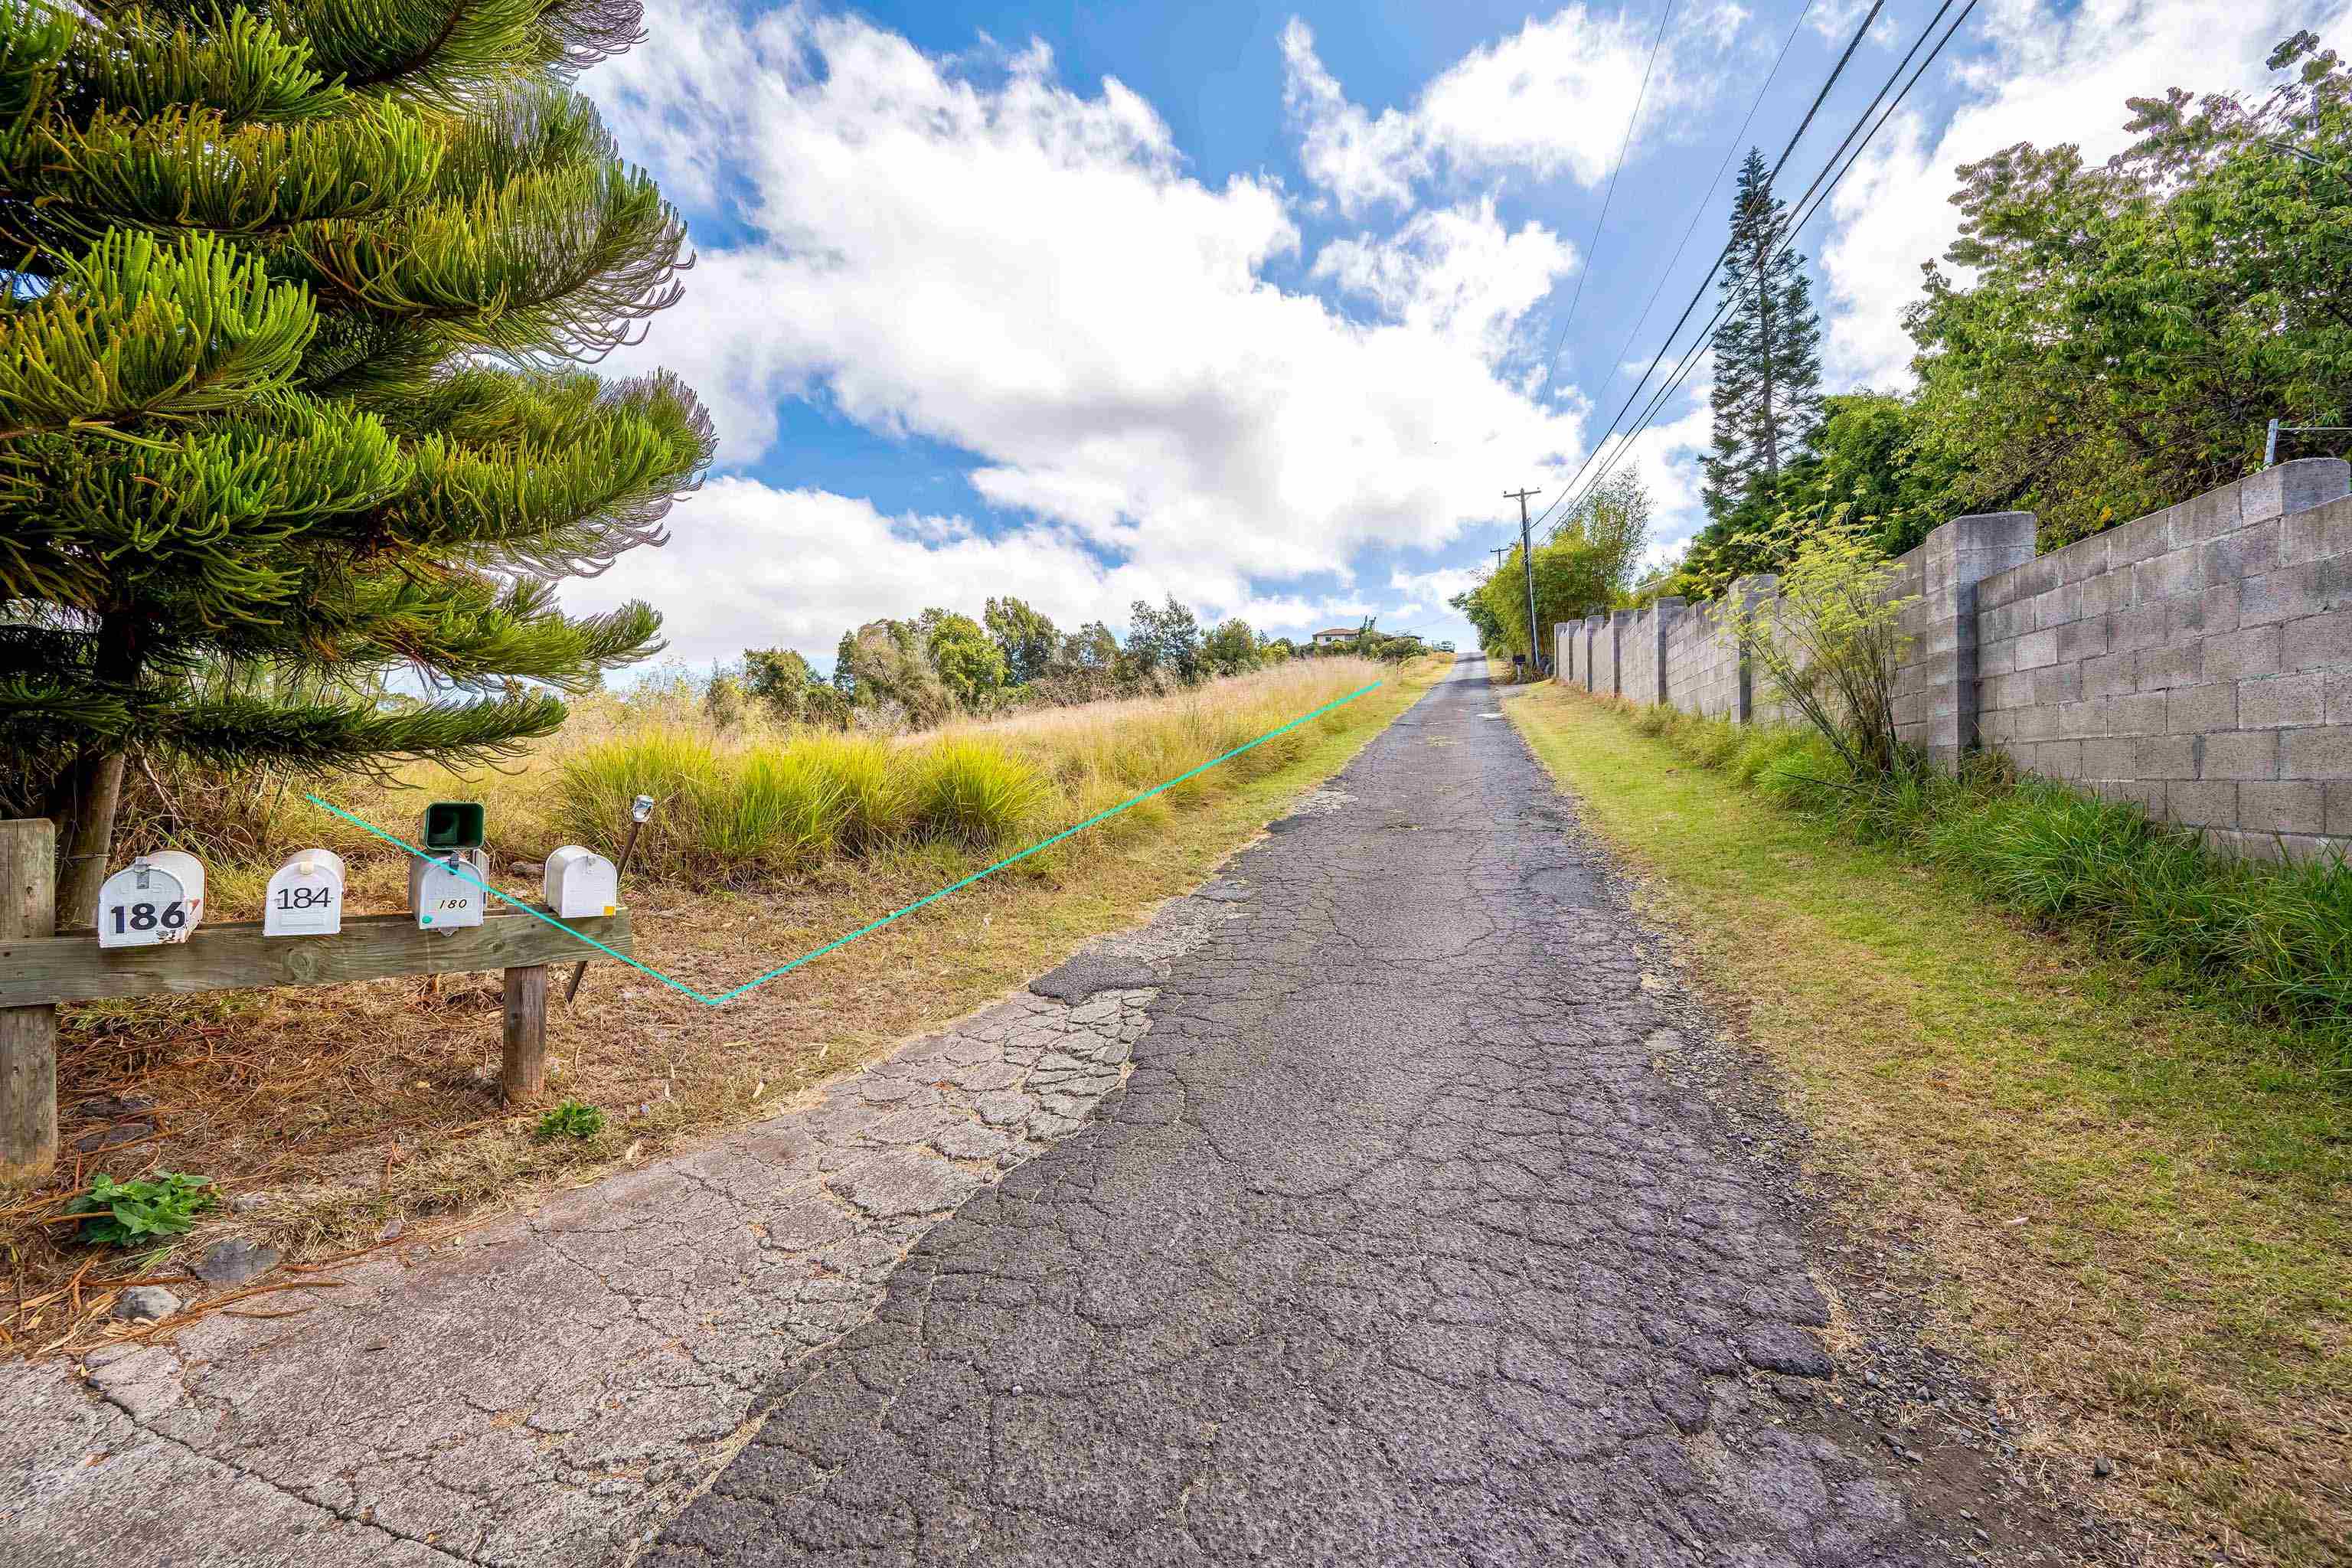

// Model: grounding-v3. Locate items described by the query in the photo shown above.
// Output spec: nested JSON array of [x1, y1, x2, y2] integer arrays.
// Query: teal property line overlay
[[305, 678, 1383, 1008]]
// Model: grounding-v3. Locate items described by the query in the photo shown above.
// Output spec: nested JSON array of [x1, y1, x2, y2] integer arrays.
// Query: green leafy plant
[[534, 1100, 607, 1142], [1720, 525, 1919, 776], [67, 1172, 217, 1248]]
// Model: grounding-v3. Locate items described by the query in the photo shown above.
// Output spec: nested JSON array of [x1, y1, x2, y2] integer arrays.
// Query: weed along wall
[[1557, 458, 2352, 861]]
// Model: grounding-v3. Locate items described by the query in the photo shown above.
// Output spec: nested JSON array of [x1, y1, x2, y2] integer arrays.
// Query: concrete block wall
[[1552, 459, 2352, 860], [1888, 512, 2036, 772], [1618, 606, 1659, 706], [1972, 459, 2352, 861], [1664, 595, 1744, 718]]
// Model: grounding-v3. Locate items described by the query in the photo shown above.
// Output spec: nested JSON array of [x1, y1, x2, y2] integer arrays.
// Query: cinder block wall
[[1552, 459, 2352, 859], [1665, 596, 1743, 718], [1973, 462, 2352, 861]]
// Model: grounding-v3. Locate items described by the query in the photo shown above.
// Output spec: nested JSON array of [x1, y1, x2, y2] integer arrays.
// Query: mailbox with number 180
[[410, 801, 490, 932]]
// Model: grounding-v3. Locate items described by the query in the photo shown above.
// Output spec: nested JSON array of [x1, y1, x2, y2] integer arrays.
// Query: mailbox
[[421, 800, 486, 852], [96, 851, 206, 948], [410, 847, 491, 932], [541, 846, 619, 919], [263, 849, 346, 937]]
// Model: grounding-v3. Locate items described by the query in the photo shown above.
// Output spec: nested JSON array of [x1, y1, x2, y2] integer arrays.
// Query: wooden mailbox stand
[[0, 818, 634, 1186]]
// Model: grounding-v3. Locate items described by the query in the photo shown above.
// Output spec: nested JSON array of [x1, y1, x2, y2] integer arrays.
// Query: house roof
[[1311, 626, 1359, 639]]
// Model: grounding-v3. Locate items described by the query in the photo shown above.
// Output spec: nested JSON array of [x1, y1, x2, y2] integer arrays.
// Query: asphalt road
[[647, 656, 1959, 1567]]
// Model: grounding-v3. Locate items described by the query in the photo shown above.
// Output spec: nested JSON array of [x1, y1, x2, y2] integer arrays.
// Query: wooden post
[[1, 818, 58, 1187], [501, 963, 547, 1102]]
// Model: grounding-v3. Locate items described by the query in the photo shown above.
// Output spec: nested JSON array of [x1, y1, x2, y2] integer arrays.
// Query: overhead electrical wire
[[1554, 0, 1965, 530], [1537, 0, 1681, 382], [1573, 0, 1819, 459], [1553, 5, 1983, 531], [1546, 0, 1984, 531], [1525, 0, 1887, 540]]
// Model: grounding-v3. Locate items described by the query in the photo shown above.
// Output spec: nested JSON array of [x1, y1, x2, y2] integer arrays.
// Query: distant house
[[1309, 626, 1359, 648]]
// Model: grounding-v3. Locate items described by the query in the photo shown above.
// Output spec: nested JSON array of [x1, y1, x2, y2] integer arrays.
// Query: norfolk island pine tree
[[1702, 149, 1824, 522], [0, 0, 716, 926]]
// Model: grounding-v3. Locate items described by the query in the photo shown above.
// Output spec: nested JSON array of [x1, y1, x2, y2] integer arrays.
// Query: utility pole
[[1504, 488, 1543, 678]]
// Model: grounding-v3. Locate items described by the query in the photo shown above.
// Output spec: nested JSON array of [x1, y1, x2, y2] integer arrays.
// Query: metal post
[[2267, 418, 2281, 467]]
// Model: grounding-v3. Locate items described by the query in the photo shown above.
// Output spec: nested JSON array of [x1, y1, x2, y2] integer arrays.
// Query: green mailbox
[[421, 801, 486, 852]]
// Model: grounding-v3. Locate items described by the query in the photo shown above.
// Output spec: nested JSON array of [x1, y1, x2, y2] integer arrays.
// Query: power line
[[1528, 0, 1887, 539], [1573, 1, 1818, 460], [1557, 0, 1965, 532], [1539, 0, 1679, 384], [1549, 0, 1983, 531]]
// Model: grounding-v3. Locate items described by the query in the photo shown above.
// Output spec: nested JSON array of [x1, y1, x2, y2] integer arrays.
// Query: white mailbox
[[96, 851, 206, 948], [409, 848, 491, 932], [542, 845, 619, 919], [263, 848, 346, 937]]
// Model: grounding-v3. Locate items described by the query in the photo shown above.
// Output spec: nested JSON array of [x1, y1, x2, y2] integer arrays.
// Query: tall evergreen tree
[[0, 0, 714, 922], [1703, 149, 1824, 521]]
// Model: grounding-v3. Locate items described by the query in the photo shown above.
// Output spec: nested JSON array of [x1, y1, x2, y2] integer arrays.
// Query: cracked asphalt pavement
[[4, 656, 2056, 1567], [645, 657, 1992, 1567]]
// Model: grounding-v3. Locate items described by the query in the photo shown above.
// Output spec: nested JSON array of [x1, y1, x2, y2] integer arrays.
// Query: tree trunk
[[53, 746, 126, 933]]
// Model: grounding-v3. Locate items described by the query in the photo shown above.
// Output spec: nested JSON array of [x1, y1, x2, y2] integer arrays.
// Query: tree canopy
[[1906, 30, 2352, 546], [0, 0, 714, 915], [1648, 32, 2352, 600]]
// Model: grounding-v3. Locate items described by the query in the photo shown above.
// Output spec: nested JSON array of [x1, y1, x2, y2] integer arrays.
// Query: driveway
[[647, 657, 1996, 1566]]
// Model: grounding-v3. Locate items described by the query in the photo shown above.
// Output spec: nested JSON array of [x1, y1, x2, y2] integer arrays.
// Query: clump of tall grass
[[1596, 694, 2352, 1059], [906, 738, 1051, 848]]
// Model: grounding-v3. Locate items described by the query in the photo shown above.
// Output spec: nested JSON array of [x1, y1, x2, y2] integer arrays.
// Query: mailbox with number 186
[[96, 851, 207, 949]]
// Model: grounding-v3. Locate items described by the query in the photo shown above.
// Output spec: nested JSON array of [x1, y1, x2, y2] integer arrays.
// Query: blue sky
[[567, 1, 2337, 670]]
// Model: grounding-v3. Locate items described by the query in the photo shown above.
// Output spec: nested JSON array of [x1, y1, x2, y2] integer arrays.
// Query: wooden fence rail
[[0, 818, 635, 1186]]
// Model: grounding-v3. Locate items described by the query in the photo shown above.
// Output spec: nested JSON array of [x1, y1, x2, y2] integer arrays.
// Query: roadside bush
[[907, 739, 1051, 848], [793, 733, 909, 853], [1596, 695, 2352, 1055], [1720, 527, 1918, 777], [556, 730, 729, 877]]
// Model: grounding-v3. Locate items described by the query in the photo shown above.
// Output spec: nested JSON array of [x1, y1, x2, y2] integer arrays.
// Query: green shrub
[[67, 1171, 217, 1247], [555, 728, 724, 879], [795, 733, 910, 851], [907, 737, 1051, 848], [690, 748, 844, 872], [534, 1100, 606, 1141]]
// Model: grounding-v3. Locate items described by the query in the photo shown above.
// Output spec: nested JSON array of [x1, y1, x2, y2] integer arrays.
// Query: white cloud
[[1278, 18, 1422, 214], [1279, 9, 1700, 215], [1311, 198, 1575, 359], [586, 5, 1589, 642], [1821, 0, 2352, 388], [1388, 564, 1485, 613], [561, 480, 1120, 668]]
